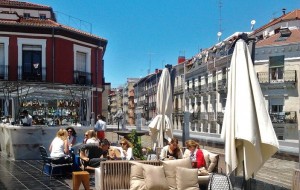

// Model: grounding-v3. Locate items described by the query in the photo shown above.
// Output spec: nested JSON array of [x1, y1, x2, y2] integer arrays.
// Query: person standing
[[21, 110, 32, 126], [94, 115, 106, 140]]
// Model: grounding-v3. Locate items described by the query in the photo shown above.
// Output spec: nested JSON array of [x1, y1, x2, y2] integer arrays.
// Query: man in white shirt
[[22, 110, 32, 126], [94, 115, 106, 140]]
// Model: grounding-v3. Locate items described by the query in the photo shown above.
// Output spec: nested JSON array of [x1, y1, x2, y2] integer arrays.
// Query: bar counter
[[0, 123, 93, 160]]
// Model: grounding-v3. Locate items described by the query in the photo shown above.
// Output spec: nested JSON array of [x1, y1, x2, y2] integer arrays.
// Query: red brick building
[[0, 0, 107, 125]]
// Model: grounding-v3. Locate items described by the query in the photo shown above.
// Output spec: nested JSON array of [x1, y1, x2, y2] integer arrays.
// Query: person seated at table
[[49, 128, 71, 163], [66, 127, 77, 148], [86, 130, 100, 144], [160, 137, 183, 160], [79, 138, 113, 171], [183, 139, 206, 169], [83, 131, 89, 144], [118, 138, 134, 160]]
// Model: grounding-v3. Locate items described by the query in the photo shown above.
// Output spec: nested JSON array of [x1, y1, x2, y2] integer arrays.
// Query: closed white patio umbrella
[[221, 39, 279, 180], [149, 68, 173, 149]]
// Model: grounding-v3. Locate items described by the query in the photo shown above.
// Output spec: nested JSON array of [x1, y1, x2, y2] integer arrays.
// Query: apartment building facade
[[0, 1, 107, 124], [132, 9, 299, 146]]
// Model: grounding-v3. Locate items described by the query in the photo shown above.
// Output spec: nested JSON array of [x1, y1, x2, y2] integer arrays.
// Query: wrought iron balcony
[[218, 79, 227, 92], [190, 112, 200, 122], [217, 112, 224, 124], [74, 70, 92, 85], [0, 65, 8, 80], [200, 85, 208, 93], [270, 111, 297, 124], [18, 66, 45, 81], [208, 112, 216, 121], [174, 85, 184, 94], [257, 70, 297, 88], [200, 112, 208, 120], [208, 82, 217, 92]]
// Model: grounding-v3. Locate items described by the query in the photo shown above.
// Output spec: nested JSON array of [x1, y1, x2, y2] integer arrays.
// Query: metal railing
[[74, 70, 92, 85], [270, 111, 297, 124], [18, 66, 46, 81], [0, 65, 8, 80], [257, 70, 297, 84]]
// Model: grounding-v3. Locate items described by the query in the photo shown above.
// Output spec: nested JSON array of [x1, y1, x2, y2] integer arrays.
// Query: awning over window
[[269, 55, 284, 68]]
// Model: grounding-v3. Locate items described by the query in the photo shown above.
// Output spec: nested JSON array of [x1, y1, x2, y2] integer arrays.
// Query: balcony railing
[[200, 112, 208, 120], [208, 82, 216, 91], [174, 85, 184, 94], [217, 112, 224, 124], [18, 66, 46, 81], [190, 112, 200, 122], [0, 65, 8, 80], [200, 85, 208, 93], [218, 79, 227, 91], [74, 70, 92, 85], [270, 111, 297, 124], [208, 112, 216, 121], [257, 70, 297, 84]]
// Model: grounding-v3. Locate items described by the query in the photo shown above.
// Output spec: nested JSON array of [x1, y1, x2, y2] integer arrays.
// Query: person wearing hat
[[21, 110, 32, 126]]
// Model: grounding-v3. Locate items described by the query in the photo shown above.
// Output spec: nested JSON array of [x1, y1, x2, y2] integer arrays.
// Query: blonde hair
[[87, 130, 97, 139], [185, 140, 200, 149], [56, 129, 68, 140], [120, 138, 133, 148]]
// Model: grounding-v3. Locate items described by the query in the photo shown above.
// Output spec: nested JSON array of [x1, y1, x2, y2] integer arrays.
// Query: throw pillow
[[130, 163, 146, 190], [142, 164, 168, 190], [207, 153, 219, 173], [176, 167, 199, 190], [162, 158, 192, 189]]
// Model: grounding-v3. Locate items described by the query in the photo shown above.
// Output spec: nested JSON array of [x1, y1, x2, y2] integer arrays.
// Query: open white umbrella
[[149, 68, 173, 149], [221, 39, 279, 180]]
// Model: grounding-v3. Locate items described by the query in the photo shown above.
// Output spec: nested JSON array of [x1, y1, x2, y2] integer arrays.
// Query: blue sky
[[30, 0, 299, 87]]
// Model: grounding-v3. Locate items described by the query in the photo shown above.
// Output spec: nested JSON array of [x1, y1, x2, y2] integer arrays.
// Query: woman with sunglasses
[[66, 127, 77, 148], [83, 132, 88, 144], [119, 138, 133, 160]]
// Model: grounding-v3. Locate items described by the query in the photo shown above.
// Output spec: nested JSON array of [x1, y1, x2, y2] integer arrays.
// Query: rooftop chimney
[[282, 8, 286, 15], [178, 56, 185, 64]]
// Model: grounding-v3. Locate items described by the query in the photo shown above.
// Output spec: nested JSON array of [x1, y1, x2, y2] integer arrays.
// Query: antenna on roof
[[217, 0, 223, 42], [147, 52, 156, 75]]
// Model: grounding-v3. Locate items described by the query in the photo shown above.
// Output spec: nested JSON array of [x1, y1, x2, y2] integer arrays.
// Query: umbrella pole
[[241, 161, 250, 190]]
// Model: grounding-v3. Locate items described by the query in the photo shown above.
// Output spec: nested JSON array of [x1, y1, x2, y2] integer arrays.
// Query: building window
[[39, 14, 46, 19], [22, 45, 42, 81], [73, 44, 91, 85], [269, 55, 284, 82], [24, 13, 30, 18], [0, 43, 4, 79], [269, 98, 284, 113], [76, 51, 87, 72]]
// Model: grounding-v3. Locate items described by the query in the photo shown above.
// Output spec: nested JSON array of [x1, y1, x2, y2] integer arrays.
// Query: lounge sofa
[[95, 149, 219, 190]]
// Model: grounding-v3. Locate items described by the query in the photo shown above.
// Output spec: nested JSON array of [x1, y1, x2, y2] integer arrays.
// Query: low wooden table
[[72, 171, 90, 190]]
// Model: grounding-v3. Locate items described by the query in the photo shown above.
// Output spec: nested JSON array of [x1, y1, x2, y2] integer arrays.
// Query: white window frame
[[0, 37, 9, 80], [17, 38, 46, 80], [73, 44, 91, 73]]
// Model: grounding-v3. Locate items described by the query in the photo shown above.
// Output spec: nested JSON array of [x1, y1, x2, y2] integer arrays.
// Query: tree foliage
[[128, 129, 144, 160]]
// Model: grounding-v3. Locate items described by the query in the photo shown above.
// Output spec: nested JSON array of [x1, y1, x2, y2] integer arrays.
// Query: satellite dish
[[217, 32, 222, 37]]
